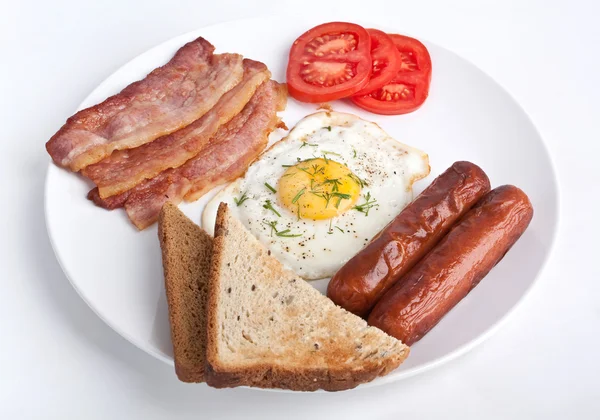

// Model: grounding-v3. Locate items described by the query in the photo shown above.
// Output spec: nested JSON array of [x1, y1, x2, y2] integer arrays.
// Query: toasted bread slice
[[158, 202, 213, 382], [205, 203, 409, 391]]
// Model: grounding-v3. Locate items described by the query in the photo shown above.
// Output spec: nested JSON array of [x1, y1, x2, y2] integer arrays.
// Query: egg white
[[202, 111, 429, 280]]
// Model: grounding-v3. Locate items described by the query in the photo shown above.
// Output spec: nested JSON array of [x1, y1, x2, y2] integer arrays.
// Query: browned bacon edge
[[46, 37, 244, 172], [88, 80, 287, 230], [83, 59, 270, 199]]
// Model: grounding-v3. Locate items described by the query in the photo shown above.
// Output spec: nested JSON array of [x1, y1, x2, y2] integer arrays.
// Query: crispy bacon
[[181, 83, 288, 202], [46, 37, 244, 171], [83, 59, 270, 198], [88, 80, 287, 230], [88, 189, 130, 210]]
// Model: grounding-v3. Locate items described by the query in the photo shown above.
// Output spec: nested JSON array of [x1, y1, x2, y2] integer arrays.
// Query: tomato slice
[[352, 29, 402, 97], [351, 34, 432, 115], [287, 22, 372, 103]]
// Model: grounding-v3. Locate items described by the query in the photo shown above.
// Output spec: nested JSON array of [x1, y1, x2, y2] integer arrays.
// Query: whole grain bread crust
[[158, 202, 213, 382]]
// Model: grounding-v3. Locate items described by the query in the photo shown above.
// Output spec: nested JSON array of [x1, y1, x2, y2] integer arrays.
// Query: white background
[[1, 0, 599, 418]]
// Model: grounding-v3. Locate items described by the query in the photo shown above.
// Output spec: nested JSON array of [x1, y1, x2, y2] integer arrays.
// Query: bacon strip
[[83, 59, 270, 198], [88, 80, 287, 230], [181, 83, 288, 202], [47, 37, 244, 172]]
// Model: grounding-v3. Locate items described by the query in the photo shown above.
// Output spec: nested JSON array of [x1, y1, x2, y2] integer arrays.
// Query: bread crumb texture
[[205, 203, 409, 391]]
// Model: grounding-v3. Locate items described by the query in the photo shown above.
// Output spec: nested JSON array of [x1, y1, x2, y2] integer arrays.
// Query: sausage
[[368, 185, 534, 345], [327, 161, 491, 317]]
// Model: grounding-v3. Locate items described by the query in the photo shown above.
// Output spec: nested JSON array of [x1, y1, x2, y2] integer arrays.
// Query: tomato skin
[[351, 34, 432, 115], [287, 22, 372, 103], [388, 34, 432, 79], [352, 29, 402, 97], [350, 77, 429, 114]]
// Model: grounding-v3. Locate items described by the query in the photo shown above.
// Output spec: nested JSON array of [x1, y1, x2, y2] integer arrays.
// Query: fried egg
[[202, 111, 429, 279]]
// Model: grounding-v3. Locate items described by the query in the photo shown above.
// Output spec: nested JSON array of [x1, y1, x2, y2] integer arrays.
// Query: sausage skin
[[368, 185, 534, 345], [327, 161, 491, 317]]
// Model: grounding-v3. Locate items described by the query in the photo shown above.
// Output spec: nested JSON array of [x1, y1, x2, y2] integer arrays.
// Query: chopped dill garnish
[[325, 126, 332, 131], [298, 164, 325, 177], [276, 229, 302, 238], [321, 150, 342, 164], [322, 150, 342, 157], [310, 191, 351, 208], [298, 167, 311, 176], [292, 187, 306, 204], [282, 164, 294, 168], [353, 192, 379, 216], [347, 173, 368, 188], [322, 178, 342, 192], [352, 148, 357, 158], [327, 219, 334, 234], [333, 192, 351, 208], [263, 220, 279, 236], [262, 220, 302, 237], [299, 142, 318, 149], [328, 222, 346, 235], [264, 182, 277, 193], [234, 191, 250, 206], [263, 200, 281, 217], [332, 192, 351, 200], [310, 191, 332, 207]]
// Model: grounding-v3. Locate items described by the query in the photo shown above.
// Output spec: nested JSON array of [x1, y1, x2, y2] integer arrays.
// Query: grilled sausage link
[[368, 185, 534, 345], [327, 161, 491, 317]]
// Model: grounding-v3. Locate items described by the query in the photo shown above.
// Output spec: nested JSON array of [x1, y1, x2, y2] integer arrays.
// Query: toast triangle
[[158, 202, 213, 382], [205, 203, 409, 391]]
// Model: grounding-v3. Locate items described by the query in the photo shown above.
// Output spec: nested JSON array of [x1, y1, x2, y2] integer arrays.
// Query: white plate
[[45, 17, 559, 390]]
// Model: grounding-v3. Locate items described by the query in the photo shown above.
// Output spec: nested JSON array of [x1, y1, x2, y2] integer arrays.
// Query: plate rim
[[44, 15, 561, 392]]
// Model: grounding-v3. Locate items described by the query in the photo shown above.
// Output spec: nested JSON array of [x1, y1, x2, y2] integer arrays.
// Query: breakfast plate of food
[[44, 17, 558, 391]]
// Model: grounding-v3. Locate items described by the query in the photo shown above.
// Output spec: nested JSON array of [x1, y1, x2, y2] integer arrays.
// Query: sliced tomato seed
[[287, 22, 372, 102], [351, 33, 431, 114], [306, 33, 358, 56], [301, 61, 357, 86], [368, 83, 415, 101], [371, 59, 385, 77], [398, 51, 419, 71]]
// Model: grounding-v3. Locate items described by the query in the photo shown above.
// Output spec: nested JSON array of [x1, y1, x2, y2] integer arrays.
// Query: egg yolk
[[278, 158, 362, 220]]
